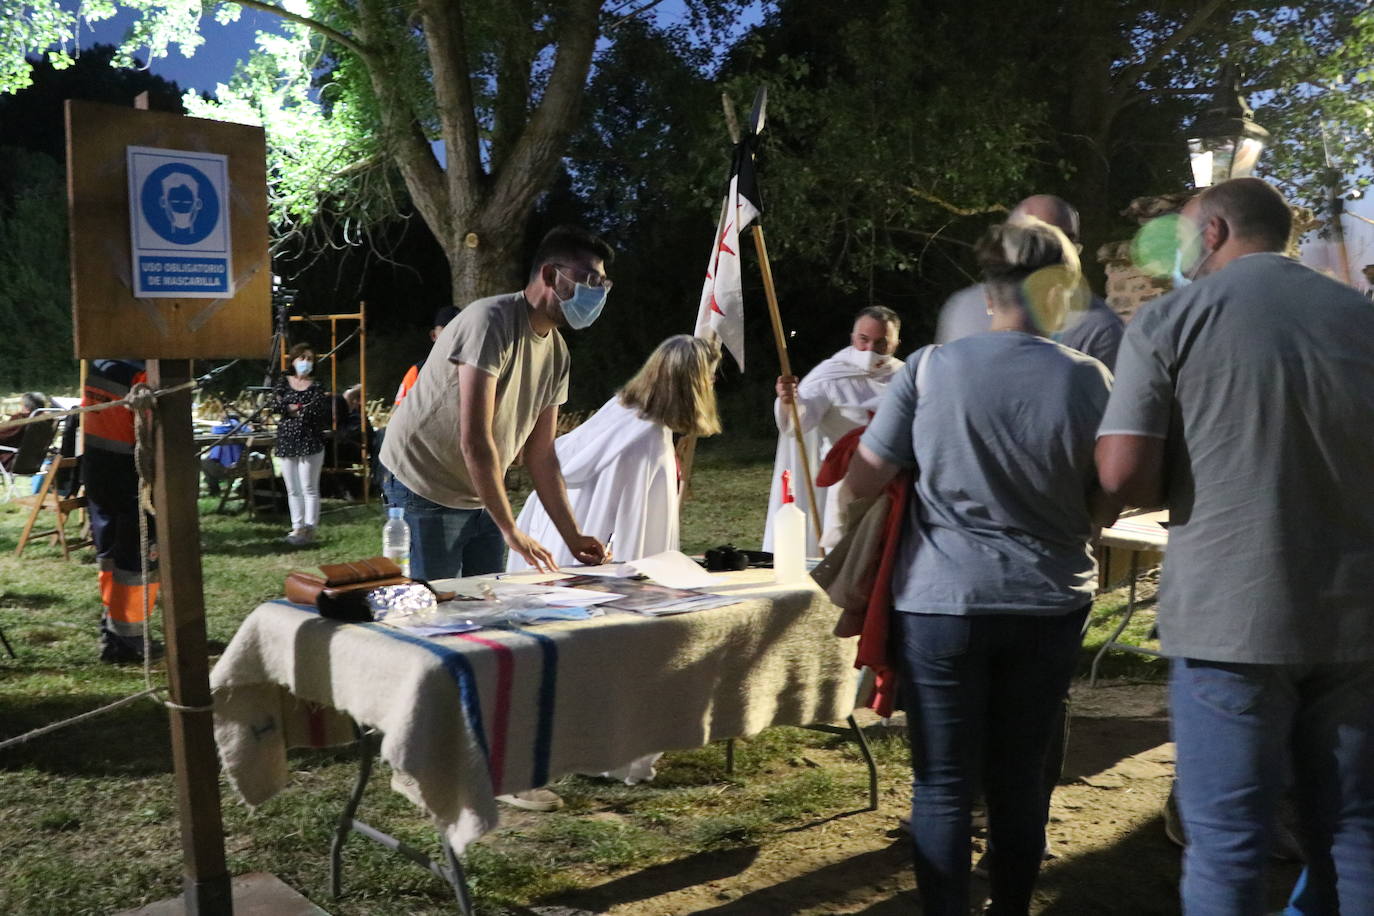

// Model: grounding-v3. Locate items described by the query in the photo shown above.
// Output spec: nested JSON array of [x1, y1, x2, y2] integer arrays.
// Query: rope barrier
[[1, 370, 218, 750], [0, 689, 160, 751]]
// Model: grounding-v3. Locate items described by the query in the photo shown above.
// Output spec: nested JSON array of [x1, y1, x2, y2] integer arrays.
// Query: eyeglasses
[[553, 264, 613, 291]]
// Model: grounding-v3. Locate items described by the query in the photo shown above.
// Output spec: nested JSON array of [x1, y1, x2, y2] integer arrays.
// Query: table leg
[[330, 724, 376, 898], [1090, 553, 1139, 687], [330, 723, 475, 915]]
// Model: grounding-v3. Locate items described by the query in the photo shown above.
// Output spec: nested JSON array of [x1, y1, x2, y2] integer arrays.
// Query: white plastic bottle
[[772, 470, 807, 584], [382, 507, 411, 576]]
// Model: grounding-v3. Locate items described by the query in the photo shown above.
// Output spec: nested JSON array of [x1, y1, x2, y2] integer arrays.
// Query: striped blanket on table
[[210, 570, 859, 853]]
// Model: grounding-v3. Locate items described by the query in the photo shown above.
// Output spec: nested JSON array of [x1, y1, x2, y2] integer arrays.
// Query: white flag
[[694, 140, 761, 371]]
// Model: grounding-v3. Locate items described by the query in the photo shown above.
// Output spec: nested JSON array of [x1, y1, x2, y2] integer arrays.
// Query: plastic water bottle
[[773, 470, 807, 584], [382, 507, 411, 576]]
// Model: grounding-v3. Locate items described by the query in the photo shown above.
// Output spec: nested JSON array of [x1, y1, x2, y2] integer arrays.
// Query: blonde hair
[[618, 335, 722, 437]]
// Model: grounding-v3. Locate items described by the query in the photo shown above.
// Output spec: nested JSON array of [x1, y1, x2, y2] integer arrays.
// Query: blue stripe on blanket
[[508, 626, 558, 787], [358, 622, 491, 762]]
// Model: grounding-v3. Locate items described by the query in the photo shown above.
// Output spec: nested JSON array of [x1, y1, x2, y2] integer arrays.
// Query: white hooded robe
[[507, 397, 677, 572], [763, 346, 903, 556]]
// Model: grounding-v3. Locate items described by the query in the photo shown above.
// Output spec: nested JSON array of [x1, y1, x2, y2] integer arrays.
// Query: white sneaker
[[496, 788, 564, 812]]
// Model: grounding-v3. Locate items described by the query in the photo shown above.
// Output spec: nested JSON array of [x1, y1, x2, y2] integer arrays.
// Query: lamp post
[[1186, 65, 1270, 188]]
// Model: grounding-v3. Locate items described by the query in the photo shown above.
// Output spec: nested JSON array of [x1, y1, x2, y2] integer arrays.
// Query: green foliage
[[0, 147, 76, 392]]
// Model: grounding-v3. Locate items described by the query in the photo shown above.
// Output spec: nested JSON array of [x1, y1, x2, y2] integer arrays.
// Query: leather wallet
[[284, 557, 454, 620]]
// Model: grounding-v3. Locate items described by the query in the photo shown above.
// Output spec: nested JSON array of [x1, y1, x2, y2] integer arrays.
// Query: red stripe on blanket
[[455, 633, 514, 794]]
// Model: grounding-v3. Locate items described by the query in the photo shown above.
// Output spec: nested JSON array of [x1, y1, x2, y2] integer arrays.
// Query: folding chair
[[214, 435, 278, 519], [0, 415, 57, 500], [14, 414, 91, 559]]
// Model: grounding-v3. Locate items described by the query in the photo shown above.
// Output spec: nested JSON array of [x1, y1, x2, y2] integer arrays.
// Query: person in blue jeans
[[379, 226, 614, 581], [845, 217, 1118, 915], [1097, 177, 1374, 916]]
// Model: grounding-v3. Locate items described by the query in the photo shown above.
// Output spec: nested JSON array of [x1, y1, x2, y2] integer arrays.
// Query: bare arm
[[844, 442, 901, 501], [1094, 434, 1166, 510], [523, 404, 608, 565], [457, 364, 557, 571]]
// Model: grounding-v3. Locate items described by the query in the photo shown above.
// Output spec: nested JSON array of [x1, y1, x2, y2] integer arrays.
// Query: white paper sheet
[[568, 550, 715, 589]]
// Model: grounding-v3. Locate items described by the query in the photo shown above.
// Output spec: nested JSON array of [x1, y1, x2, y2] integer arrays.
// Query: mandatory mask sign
[[127, 146, 233, 298]]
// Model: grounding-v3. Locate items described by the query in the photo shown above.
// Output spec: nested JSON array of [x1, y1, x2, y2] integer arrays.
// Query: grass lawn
[[0, 435, 1162, 915]]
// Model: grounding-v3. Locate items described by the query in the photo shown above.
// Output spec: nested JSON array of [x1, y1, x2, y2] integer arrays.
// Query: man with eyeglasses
[[936, 194, 1124, 370], [381, 225, 614, 583]]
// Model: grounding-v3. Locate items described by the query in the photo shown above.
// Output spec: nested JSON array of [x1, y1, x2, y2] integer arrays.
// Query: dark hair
[[528, 225, 615, 282], [1196, 178, 1292, 251], [433, 306, 459, 328], [287, 343, 315, 373], [856, 305, 901, 335]]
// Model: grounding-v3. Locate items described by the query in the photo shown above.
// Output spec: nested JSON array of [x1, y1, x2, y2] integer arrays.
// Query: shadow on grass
[[1036, 813, 1303, 915], [674, 843, 911, 915], [541, 845, 762, 913], [1062, 714, 1171, 785], [0, 691, 172, 776], [0, 590, 72, 609]]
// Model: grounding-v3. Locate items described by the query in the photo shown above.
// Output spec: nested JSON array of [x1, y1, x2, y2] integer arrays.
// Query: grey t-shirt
[[934, 283, 989, 344], [1056, 296, 1124, 371], [938, 282, 1123, 370], [863, 333, 1112, 615], [1099, 253, 1374, 664], [381, 292, 570, 509]]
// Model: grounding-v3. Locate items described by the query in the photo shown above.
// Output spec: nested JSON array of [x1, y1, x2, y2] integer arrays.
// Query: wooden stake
[[148, 359, 233, 915], [751, 224, 824, 547]]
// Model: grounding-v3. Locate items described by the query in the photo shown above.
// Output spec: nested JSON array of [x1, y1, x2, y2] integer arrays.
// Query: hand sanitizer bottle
[[773, 470, 806, 584]]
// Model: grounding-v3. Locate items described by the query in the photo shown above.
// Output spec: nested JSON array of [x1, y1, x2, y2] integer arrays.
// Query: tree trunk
[[446, 222, 526, 307]]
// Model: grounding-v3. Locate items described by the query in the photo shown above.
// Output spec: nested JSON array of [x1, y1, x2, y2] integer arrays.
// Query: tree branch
[[1114, 0, 1229, 103], [487, 0, 602, 223], [417, 0, 486, 218], [352, 0, 450, 244], [232, 0, 375, 65], [904, 187, 1008, 217]]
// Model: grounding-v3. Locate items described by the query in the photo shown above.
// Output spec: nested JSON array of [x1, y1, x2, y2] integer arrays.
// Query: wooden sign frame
[[66, 99, 270, 359]]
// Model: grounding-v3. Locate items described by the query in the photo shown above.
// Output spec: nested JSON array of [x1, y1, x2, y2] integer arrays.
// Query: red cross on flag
[[694, 137, 762, 371]]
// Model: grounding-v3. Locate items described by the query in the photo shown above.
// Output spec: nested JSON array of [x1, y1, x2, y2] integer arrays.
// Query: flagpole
[[751, 223, 824, 548]]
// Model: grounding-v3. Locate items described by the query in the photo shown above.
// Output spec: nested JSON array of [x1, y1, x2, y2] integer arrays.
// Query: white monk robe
[[763, 346, 904, 555], [507, 397, 678, 572]]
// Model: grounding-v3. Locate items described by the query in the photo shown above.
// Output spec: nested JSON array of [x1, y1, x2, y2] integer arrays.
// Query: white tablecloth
[[211, 570, 859, 852]]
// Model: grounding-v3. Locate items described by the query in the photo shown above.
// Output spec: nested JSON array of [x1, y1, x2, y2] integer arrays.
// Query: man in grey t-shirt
[[1097, 178, 1374, 914], [935, 194, 1124, 370], [381, 225, 613, 581]]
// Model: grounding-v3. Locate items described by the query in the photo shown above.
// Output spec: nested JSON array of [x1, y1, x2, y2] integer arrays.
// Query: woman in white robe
[[507, 335, 722, 572], [765, 306, 904, 555]]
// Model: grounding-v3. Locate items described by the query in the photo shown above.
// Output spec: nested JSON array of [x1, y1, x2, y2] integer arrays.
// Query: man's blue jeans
[[382, 476, 505, 581], [1171, 658, 1374, 916], [893, 605, 1088, 916]]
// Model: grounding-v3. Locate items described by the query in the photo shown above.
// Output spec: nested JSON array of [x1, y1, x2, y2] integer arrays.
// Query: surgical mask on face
[[294, 359, 313, 376], [555, 271, 609, 329], [841, 347, 880, 371]]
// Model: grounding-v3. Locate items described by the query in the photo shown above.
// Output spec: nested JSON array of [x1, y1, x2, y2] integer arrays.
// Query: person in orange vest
[[83, 359, 161, 663], [394, 306, 458, 405]]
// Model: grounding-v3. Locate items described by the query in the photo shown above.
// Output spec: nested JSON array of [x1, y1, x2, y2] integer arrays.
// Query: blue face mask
[[554, 270, 609, 329], [1170, 249, 1193, 289]]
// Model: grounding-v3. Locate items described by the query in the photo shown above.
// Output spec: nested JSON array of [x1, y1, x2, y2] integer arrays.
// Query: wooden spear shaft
[[751, 223, 824, 547]]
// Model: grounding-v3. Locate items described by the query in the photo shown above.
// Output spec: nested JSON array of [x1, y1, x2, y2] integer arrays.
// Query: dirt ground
[[529, 682, 1302, 916]]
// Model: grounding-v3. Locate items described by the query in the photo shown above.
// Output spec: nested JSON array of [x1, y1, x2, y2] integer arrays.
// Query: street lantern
[[1186, 66, 1270, 188]]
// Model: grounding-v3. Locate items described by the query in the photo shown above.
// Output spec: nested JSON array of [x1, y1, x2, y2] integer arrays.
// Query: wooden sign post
[[67, 97, 271, 915]]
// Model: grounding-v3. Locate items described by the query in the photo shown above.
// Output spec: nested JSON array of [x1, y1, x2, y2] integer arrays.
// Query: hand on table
[[505, 528, 560, 573]]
